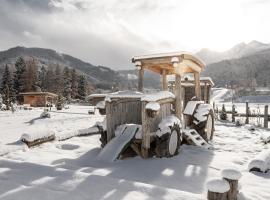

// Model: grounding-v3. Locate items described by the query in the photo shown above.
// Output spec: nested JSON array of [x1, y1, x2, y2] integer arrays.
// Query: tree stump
[[221, 169, 242, 200], [206, 179, 230, 200]]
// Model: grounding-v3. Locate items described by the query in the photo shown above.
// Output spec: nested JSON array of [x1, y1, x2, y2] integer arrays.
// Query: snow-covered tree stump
[[221, 169, 242, 200], [207, 178, 230, 200]]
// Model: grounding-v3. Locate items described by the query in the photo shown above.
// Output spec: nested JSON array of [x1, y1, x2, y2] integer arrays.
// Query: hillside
[[203, 48, 270, 88], [0, 46, 124, 89], [196, 40, 270, 64]]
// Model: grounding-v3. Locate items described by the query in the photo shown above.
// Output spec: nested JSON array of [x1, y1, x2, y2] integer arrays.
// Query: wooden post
[[138, 67, 144, 92], [221, 169, 242, 200], [245, 102, 249, 124], [175, 74, 182, 120], [141, 101, 150, 158], [204, 83, 207, 103], [194, 72, 201, 100], [207, 179, 230, 200], [264, 105, 268, 128], [162, 69, 168, 91], [232, 105, 236, 123]]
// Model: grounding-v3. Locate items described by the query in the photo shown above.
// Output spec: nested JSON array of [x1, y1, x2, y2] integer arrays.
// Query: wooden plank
[[141, 101, 150, 158]]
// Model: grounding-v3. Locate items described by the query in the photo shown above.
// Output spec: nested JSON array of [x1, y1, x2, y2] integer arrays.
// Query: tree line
[[0, 57, 89, 109]]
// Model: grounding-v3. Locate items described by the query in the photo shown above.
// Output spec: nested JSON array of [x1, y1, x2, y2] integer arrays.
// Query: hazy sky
[[0, 0, 270, 69]]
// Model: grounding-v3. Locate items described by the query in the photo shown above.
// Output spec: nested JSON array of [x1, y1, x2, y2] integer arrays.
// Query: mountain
[[0, 46, 124, 89], [202, 47, 270, 88], [196, 40, 270, 64]]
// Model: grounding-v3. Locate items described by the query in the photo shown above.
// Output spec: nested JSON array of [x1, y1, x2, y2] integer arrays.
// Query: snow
[[141, 91, 175, 102], [21, 129, 55, 142], [183, 101, 203, 115], [96, 100, 105, 109], [221, 168, 242, 180], [97, 124, 140, 162], [0, 106, 270, 200], [105, 91, 143, 102], [248, 149, 270, 172], [156, 115, 181, 137], [145, 102, 160, 111], [193, 104, 212, 124], [261, 132, 270, 143], [206, 178, 230, 193]]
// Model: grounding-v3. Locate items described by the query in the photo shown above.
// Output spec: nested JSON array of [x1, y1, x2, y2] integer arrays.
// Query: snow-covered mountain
[[196, 40, 270, 64]]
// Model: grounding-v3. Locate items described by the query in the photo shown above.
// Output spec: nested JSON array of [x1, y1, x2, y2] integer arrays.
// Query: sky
[[0, 0, 270, 70]]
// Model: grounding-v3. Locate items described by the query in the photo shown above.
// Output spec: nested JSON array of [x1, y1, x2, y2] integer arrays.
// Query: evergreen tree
[[71, 69, 78, 99], [78, 75, 86, 100], [220, 104, 227, 120], [25, 59, 38, 91], [44, 66, 55, 92], [0, 65, 14, 109], [53, 64, 63, 94], [62, 67, 72, 101], [13, 57, 27, 96], [38, 66, 47, 91]]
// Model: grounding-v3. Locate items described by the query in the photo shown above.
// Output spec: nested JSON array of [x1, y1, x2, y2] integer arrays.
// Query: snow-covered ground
[[0, 105, 270, 200]]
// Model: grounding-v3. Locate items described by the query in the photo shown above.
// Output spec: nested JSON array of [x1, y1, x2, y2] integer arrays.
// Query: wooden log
[[22, 135, 55, 148], [264, 105, 268, 128], [245, 102, 249, 124], [221, 169, 242, 200], [207, 191, 228, 200], [232, 105, 236, 123]]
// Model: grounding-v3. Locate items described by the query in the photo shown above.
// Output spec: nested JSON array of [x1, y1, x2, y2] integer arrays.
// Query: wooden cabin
[[20, 92, 58, 107], [86, 94, 107, 106]]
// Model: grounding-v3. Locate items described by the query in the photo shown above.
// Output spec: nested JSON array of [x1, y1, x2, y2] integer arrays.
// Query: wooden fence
[[214, 102, 269, 128]]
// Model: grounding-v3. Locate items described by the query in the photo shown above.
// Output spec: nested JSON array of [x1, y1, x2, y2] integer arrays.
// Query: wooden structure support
[[194, 72, 201, 100], [264, 105, 269, 128], [162, 69, 168, 91], [138, 67, 144, 92], [175, 74, 182, 119], [245, 102, 249, 124]]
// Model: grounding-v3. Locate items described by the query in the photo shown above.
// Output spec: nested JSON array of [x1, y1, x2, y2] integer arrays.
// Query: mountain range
[[1, 40, 270, 91]]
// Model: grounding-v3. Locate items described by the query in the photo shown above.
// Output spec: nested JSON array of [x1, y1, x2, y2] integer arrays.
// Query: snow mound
[[221, 169, 242, 180], [156, 115, 181, 137], [21, 129, 55, 142], [261, 132, 270, 144], [95, 118, 107, 131], [248, 149, 270, 172], [206, 178, 230, 193], [145, 101, 160, 111]]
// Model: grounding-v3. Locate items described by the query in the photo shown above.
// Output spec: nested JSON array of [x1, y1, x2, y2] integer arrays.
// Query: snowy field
[[0, 105, 270, 200]]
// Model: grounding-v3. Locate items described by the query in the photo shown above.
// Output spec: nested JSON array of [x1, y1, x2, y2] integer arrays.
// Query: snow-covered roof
[[105, 91, 175, 102], [168, 76, 214, 86], [19, 92, 58, 97]]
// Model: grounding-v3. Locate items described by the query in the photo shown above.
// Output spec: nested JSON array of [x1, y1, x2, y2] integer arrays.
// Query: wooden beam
[[175, 74, 182, 119], [162, 69, 168, 91], [138, 67, 144, 92], [204, 83, 207, 103], [194, 72, 201, 100]]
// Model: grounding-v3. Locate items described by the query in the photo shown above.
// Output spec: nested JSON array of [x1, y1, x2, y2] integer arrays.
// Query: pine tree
[[78, 75, 86, 100], [220, 104, 227, 120], [53, 64, 63, 94], [0, 65, 14, 109], [39, 66, 47, 91], [13, 57, 27, 97], [71, 69, 78, 99], [25, 59, 38, 92], [62, 67, 72, 101]]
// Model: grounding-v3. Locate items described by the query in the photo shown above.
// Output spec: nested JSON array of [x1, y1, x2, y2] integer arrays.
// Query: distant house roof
[[19, 92, 58, 97]]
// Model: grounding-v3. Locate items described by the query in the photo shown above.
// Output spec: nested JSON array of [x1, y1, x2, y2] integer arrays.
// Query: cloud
[[0, 0, 270, 69]]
